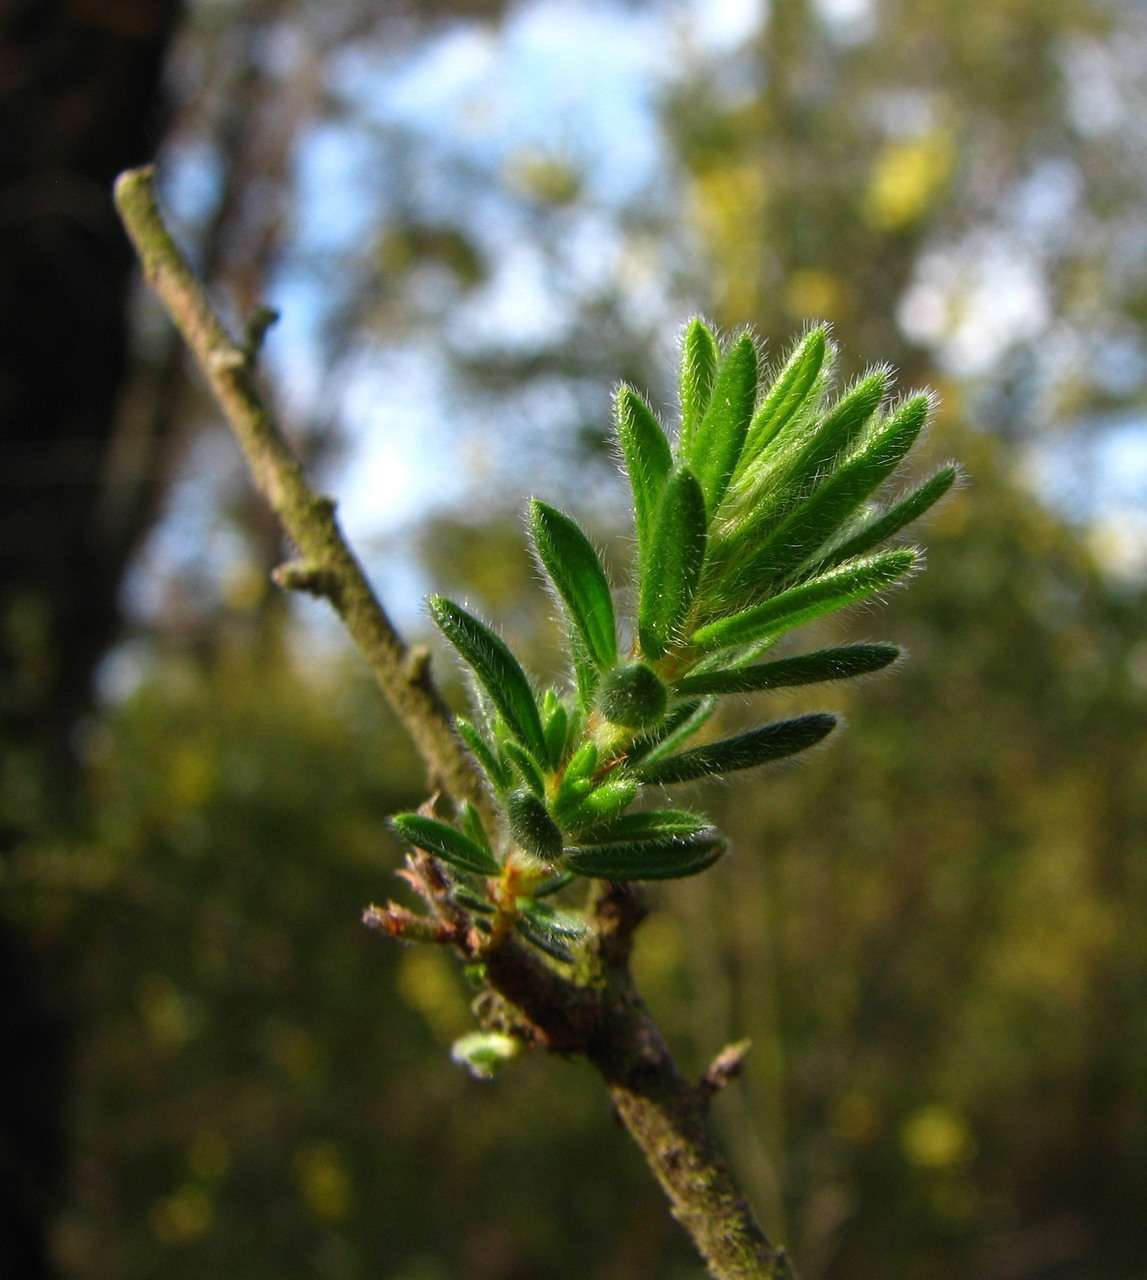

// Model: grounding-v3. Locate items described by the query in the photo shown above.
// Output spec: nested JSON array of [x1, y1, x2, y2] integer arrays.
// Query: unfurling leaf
[[564, 828, 727, 880], [684, 332, 757, 514], [429, 596, 547, 762], [638, 466, 707, 659], [675, 643, 901, 695], [637, 713, 837, 785], [530, 500, 617, 671], [391, 813, 499, 876], [678, 317, 720, 452]]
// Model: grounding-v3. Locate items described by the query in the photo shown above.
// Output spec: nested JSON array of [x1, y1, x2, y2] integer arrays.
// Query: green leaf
[[503, 741, 547, 798], [615, 384, 672, 570], [722, 370, 888, 565], [532, 871, 575, 897], [429, 596, 547, 761], [627, 698, 717, 765], [514, 912, 577, 962], [575, 809, 711, 844], [692, 548, 918, 652], [675, 642, 901, 695], [809, 464, 959, 575], [678, 317, 720, 453], [735, 393, 932, 587], [684, 332, 758, 514], [636, 713, 837, 785], [563, 739, 599, 783], [519, 897, 586, 940], [564, 829, 727, 881], [458, 800, 493, 853], [506, 788, 564, 861], [391, 813, 499, 876], [562, 776, 638, 833], [452, 884, 496, 915], [456, 718, 512, 792], [530, 499, 617, 670], [739, 325, 831, 465], [542, 694, 569, 769], [638, 465, 708, 659], [568, 629, 601, 713]]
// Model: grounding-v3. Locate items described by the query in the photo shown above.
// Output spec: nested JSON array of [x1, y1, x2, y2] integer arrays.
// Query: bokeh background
[[3, 1, 1146, 1277]]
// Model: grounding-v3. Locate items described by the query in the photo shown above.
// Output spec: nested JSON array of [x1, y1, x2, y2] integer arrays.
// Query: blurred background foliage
[[2, 0, 1145, 1277]]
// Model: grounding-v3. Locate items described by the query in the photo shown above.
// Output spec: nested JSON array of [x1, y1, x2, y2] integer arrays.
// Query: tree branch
[[114, 164, 793, 1280]]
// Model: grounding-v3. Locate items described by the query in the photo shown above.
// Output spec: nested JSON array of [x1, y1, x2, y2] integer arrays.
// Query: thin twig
[[114, 164, 793, 1280], [114, 166, 492, 826]]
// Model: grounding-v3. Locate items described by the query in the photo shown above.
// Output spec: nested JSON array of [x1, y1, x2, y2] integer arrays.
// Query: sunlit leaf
[[809, 464, 959, 575], [739, 325, 831, 465], [429, 596, 547, 762], [736, 393, 931, 586], [530, 499, 617, 671], [683, 331, 757, 513], [456, 717, 512, 792], [692, 549, 918, 652], [678, 316, 720, 453], [638, 465, 707, 659], [615, 384, 672, 570]]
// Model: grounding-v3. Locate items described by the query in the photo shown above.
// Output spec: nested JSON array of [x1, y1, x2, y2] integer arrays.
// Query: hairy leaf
[[542, 694, 569, 770], [809, 464, 958, 575], [391, 813, 499, 876], [684, 332, 758, 514], [627, 698, 717, 765], [456, 718, 512, 792], [429, 596, 547, 761], [678, 317, 720, 452], [615, 384, 672, 569], [564, 829, 727, 881], [638, 466, 708, 659], [675, 642, 900, 695], [504, 741, 547, 798], [636, 713, 837, 785], [506, 788, 563, 861], [530, 499, 617, 671], [739, 325, 831, 465], [692, 548, 918, 652], [574, 809, 712, 844], [515, 911, 577, 962], [736, 393, 931, 587], [562, 776, 638, 833]]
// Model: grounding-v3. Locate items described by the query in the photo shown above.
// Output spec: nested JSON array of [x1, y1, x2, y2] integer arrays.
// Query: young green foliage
[[394, 319, 956, 963]]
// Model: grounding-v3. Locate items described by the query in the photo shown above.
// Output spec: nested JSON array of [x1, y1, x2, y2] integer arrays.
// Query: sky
[[122, 0, 1147, 658]]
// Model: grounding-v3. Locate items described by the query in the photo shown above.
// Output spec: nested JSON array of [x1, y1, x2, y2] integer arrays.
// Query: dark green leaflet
[[675, 643, 900, 696], [637, 713, 837, 785], [390, 813, 499, 876], [530, 500, 617, 671]]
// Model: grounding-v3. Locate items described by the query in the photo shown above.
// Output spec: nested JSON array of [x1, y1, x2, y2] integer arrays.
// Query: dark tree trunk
[[0, 2, 182, 1273]]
